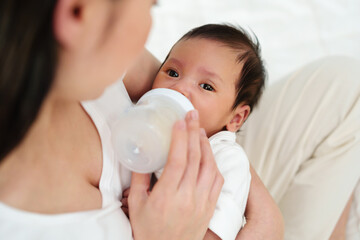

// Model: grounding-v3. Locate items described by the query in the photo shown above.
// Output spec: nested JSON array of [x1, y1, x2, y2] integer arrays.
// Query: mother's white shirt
[[0, 78, 134, 240]]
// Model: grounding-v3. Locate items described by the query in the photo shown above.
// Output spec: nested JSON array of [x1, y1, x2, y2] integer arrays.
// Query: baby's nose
[[172, 81, 192, 100]]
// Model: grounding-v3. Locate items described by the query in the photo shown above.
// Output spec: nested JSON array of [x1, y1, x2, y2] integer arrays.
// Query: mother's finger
[[209, 171, 224, 204], [129, 172, 151, 206], [179, 110, 201, 190], [154, 120, 188, 192], [197, 129, 222, 199]]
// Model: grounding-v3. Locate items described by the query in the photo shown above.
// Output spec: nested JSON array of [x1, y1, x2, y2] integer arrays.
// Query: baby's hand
[[121, 188, 130, 218]]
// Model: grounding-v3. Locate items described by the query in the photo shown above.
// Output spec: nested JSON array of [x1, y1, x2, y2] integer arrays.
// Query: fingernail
[[176, 120, 186, 130], [200, 128, 206, 136], [190, 110, 198, 120]]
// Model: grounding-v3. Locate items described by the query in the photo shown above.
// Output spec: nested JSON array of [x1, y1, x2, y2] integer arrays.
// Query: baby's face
[[152, 38, 241, 137]]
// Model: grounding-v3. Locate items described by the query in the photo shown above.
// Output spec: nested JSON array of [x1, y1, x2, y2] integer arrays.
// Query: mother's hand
[[128, 110, 224, 240]]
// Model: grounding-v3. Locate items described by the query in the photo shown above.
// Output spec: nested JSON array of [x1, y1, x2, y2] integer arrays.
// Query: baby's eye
[[167, 69, 179, 78], [200, 83, 214, 91]]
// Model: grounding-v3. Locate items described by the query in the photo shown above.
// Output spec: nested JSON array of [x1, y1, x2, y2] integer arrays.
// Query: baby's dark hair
[[172, 24, 266, 112]]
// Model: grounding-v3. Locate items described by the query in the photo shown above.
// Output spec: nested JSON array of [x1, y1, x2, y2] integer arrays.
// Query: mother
[[0, 0, 282, 239]]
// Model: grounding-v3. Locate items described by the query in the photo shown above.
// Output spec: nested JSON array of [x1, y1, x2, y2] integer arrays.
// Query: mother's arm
[[236, 165, 284, 240], [123, 48, 161, 102]]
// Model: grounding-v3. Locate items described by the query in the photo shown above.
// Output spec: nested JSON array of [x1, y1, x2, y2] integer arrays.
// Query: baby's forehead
[[176, 45, 240, 65], [170, 38, 241, 62], [168, 38, 243, 77], [173, 37, 234, 51]]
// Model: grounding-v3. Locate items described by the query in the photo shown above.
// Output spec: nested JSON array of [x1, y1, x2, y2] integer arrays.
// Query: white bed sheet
[[146, 0, 360, 238]]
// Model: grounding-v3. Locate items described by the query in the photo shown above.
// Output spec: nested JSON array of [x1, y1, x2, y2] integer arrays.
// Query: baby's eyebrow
[[166, 58, 183, 68], [199, 67, 223, 83]]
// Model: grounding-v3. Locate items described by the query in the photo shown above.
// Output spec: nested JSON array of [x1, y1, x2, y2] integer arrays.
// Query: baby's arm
[[123, 48, 161, 102]]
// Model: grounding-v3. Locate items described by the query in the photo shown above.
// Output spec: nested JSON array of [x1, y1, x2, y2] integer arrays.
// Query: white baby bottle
[[112, 88, 194, 173]]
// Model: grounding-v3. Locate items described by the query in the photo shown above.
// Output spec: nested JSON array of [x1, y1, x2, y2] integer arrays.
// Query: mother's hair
[[0, 0, 58, 160]]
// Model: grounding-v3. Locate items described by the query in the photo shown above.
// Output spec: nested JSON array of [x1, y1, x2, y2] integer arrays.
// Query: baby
[[124, 24, 266, 240]]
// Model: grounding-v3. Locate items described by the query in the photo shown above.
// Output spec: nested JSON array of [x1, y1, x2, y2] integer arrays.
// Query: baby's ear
[[226, 105, 250, 132]]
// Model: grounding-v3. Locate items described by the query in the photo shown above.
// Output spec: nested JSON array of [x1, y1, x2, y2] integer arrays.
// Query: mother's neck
[[4, 95, 88, 165]]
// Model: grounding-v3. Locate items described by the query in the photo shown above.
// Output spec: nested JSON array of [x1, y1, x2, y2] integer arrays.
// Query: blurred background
[[146, 0, 360, 85]]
